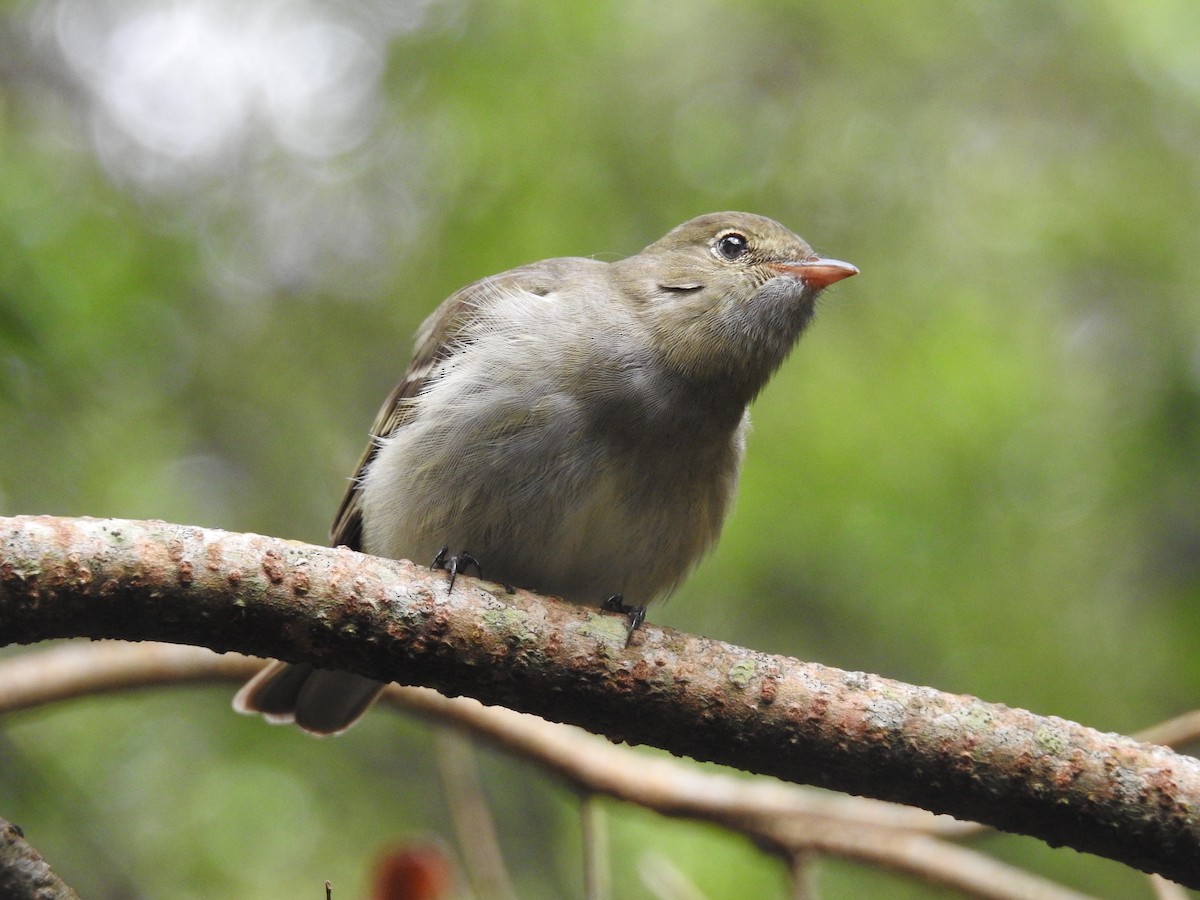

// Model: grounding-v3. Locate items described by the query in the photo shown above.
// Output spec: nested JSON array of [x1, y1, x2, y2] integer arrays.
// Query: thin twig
[[637, 852, 709, 900], [1148, 874, 1190, 900], [581, 796, 610, 900], [788, 851, 818, 900], [433, 729, 518, 900]]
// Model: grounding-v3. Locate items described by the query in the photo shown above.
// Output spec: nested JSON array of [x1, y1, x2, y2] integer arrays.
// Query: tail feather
[[234, 662, 385, 736]]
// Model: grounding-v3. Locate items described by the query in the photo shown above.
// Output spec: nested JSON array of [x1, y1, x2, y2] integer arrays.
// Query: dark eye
[[716, 233, 749, 261]]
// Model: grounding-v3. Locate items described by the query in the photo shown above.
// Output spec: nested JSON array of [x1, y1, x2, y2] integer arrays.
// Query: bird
[[234, 211, 857, 734]]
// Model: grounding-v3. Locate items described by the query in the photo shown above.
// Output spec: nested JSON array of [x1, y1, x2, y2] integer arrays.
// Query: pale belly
[[359, 407, 741, 606]]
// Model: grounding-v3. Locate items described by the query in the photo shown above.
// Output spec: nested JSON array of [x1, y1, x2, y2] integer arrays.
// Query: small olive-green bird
[[235, 212, 857, 734]]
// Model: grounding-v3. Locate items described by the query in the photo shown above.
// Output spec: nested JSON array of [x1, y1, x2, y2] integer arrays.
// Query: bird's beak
[[769, 257, 859, 290]]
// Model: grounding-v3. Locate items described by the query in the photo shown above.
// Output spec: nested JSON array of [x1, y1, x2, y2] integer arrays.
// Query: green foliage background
[[2, 0, 1199, 896]]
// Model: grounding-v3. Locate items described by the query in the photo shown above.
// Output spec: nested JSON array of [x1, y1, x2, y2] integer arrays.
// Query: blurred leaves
[[1, 0, 1199, 896]]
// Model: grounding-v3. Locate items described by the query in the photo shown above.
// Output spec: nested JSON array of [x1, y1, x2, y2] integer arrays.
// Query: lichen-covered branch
[[2, 515, 1198, 887], [0, 643, 1095, 900], [0, 817, 80, 900]]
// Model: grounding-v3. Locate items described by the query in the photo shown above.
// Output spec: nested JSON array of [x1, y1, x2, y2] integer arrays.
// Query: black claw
[[456, 552, 482, 581], [602, 593, 647, 647], [431, 547, 482, 594]]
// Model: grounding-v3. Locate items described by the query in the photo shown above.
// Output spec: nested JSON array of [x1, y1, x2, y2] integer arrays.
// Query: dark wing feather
[[329, 378, 418, 550], [328, 278, 493, 550], [328, 260, 597, 551]]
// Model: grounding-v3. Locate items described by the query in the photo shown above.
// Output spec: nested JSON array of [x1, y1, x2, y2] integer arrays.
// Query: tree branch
[[2, 515, 1198, 887], [0, 643, 1097, 900], [0, 817, 80, 900]]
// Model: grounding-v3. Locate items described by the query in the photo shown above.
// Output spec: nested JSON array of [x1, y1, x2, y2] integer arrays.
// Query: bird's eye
[[715, 233, 749, 261]]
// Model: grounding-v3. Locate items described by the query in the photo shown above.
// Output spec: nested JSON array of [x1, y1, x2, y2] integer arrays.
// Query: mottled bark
[[0, 818, 80, 900], [2, 515, 1198, 887]]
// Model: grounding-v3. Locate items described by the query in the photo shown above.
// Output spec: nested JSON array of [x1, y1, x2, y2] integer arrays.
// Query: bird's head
[[615, 211, 857, 401]]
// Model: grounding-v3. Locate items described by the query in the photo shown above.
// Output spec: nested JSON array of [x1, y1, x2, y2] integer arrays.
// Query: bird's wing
[[329, 280, 480, 550], [330, 379, 417, 551], [329, 260, 595, 550]]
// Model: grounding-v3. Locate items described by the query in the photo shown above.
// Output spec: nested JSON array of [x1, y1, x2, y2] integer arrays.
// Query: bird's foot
[[431, 546, 482, 594], [602, 593, 646, 647]]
